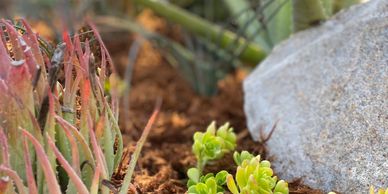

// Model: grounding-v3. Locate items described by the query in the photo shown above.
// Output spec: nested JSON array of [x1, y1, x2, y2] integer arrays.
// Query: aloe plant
[[0, 19, 124, 194]]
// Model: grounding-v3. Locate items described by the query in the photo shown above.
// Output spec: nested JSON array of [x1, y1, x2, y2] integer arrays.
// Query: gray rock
[[243, 0, 388, 192]]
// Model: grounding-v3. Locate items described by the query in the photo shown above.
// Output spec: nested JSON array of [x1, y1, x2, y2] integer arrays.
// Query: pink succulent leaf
[[73, 34, 87, 76], [0, 27, 7, 51], [6, 63, 34, 114], [46, 135, 89, 194], [63, 31, 74, 52], [21, 129, 62, 194], [89, 163, 101, 194], [20, 34, 39, 82], [0, 80, 12, 132], [0, 165, 26, 194], [2, 20, 23, 61], [99, 50, 106, 86], [88, 21, 115, 73], [82, 39, 91, 75], [20, 19, 45, 69], [0, 33, 11, 79], [0, 127, 9, 167], [88, 114, 108, 179], [62, 31, 74, 93], [0, 176, 9, 194], [22, 137, 38, 194]]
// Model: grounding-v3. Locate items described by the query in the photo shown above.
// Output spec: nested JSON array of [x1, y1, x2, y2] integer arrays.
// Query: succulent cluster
[[226, 153, 288, 194], [187, 168, 228, 194], [192, 122, 236, 172], [0, 19, 124, 194], [370, 186, 388, 194], [187, 122, 289, 194]]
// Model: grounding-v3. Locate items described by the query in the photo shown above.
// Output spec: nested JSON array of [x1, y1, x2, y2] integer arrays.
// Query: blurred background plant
[[0, 0, 364, 96]]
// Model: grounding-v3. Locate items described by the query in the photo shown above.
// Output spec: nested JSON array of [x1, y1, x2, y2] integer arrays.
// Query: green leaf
[[196, 183, 208, 194], [215, 170, 228, 185], [274, 180, 289, 194], [205, 178, 217, 193], [21, 129, 61, 194], [206, 121, 217, 134], [228, 152, 289, 194], [226, 174, 239, 194], [187, 168, 201, 183]]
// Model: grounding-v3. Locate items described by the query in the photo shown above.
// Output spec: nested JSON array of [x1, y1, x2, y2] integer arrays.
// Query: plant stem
[[196, 159, 206, 175], [292, 0, 327, 32], [134, 0, 266, 65]]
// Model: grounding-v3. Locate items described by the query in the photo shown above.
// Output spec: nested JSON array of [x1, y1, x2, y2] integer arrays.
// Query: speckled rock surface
[[243, 0, 388, 192]]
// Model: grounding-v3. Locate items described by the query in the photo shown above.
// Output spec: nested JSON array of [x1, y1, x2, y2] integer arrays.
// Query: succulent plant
[[187, 168, 228, 194], [226, 152, 289, 194], [370, 186, 388, 194], [192, 122, 236, 172], [0, 19, 123, 194], [233, 151, 254, 166]]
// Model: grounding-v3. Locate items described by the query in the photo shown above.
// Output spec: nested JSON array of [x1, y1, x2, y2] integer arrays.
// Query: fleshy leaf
[[21, 129, 61, 194], [22, 137, 38, 194], [47, 135, 89, 194], [0, 165, 26, 194]]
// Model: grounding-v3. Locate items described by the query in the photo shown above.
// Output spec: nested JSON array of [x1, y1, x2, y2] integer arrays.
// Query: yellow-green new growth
[[370, 186, 388, 194], [192, 122, 236, 172], [226, 152, 289, 194], [187, 168, 228, 194]]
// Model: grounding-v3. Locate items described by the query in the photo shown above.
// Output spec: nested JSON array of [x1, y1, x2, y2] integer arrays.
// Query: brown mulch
[[103, 9, 324, 194]]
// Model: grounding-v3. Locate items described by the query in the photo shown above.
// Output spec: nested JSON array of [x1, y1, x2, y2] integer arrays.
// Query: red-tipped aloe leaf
[[88, 21, 115, 73], [21, 129, 61, 194], [55, 116, 95, 168], [88, 115, 108, 179], [46, 135, 89, 194], [20, 34, 39, 78], [96, 80, 123, 170], [0, 33, 10, 79], [2, 20, 23, 61], [20, 19, 45, 70], [119, 99, 161, 194], [6, 61, 34, 115], [0, 127, 9, 167], [56, 117, 80, 174], [89, 163, 101, 194], [0, 165, 26, 194], [22, 137, 38, 194]]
